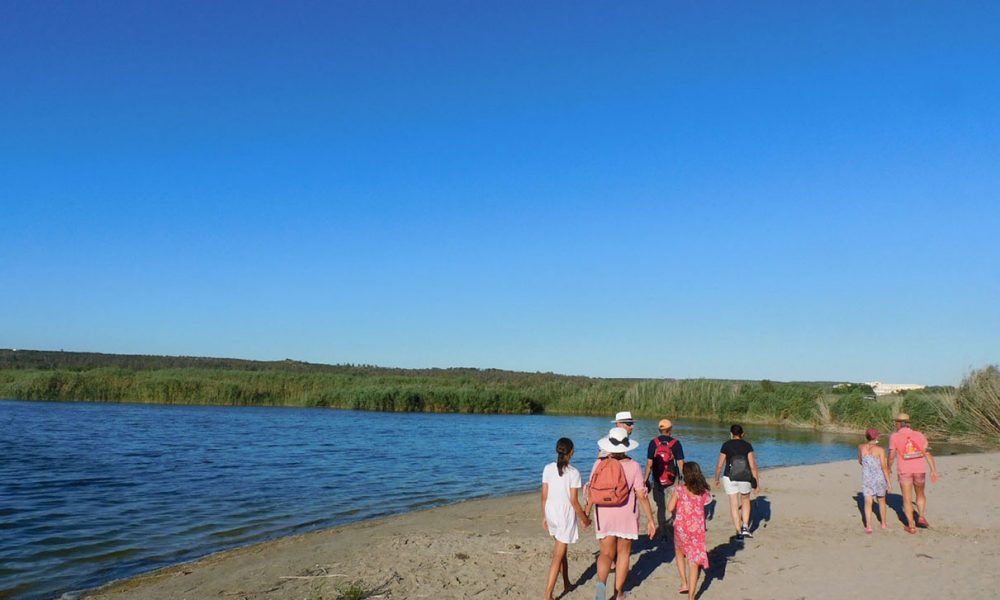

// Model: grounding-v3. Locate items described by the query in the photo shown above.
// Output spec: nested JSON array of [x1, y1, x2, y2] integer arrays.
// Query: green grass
[[2, 350, 996, 442], [334, 578, 393, 600]]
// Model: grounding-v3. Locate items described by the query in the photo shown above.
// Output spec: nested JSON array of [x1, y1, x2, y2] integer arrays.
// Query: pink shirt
[[588, 457, 647, 538], [889, 428, 929, 475]]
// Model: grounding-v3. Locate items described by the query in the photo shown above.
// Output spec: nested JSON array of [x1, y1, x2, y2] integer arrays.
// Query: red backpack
[[588, 457, 631, 507], [653, 437, 679, 486]]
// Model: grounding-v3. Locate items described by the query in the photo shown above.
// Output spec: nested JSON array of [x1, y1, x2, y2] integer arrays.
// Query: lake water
[[0, 399, 971, 599]]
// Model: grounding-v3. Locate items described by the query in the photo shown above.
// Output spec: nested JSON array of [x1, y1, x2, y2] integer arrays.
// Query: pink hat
[[865, 428, 881, 441]]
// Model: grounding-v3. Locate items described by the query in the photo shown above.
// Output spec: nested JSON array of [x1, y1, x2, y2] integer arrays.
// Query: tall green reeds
[[3, 350, 997, 442], [955, 365, 1000, 436]]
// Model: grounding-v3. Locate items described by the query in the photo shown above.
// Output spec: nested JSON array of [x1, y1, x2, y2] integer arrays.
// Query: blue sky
[[2, 1, 998, 384]]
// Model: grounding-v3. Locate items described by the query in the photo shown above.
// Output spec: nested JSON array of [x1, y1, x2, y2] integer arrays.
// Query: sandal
[[917, 517, 929, 528], [905, 526, 917, 534], [864, 527, 873, 534]]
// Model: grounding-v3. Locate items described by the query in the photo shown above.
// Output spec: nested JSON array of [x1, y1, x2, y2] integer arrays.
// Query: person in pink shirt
[[888, 412, 939, 534], [584, 427, 656, 600]]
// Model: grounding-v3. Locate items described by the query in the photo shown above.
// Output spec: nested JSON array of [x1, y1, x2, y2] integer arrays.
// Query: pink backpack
[[588, 457, 630, 506]]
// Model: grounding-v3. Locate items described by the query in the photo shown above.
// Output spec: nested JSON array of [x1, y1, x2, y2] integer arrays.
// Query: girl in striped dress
[[858, 428, 891, 533]]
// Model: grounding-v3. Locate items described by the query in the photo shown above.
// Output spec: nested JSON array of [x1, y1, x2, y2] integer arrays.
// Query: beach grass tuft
[[334, 578, 388, 600]]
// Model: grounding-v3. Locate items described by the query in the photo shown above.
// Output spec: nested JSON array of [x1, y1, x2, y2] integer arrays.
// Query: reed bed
[[2, 350, 996, 441]]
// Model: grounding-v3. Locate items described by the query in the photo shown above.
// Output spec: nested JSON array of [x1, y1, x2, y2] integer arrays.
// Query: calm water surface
[[0, 400, 972, 599]]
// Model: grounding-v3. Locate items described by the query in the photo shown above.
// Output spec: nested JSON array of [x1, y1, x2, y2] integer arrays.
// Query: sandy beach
[[84, 451, 1000, 600]]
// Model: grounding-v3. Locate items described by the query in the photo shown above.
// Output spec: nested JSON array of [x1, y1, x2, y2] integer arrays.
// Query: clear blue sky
[[2, 1, 998, 385]]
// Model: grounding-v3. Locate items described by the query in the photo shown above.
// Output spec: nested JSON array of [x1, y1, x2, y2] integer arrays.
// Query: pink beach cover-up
[[588, 457, 647, 539], [672, 486, 712, 569]]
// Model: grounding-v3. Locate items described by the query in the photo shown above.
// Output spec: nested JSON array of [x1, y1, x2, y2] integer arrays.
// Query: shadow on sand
[[853, 492, 909, 527], [574, 496, 767, 598], [696, 495, 770, 598], [574, 533, 671, 596]]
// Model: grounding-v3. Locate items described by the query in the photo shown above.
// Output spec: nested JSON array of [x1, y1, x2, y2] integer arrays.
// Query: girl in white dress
[[541, 437, 591, 600]]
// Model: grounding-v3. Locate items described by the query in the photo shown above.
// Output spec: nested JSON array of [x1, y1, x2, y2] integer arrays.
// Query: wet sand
[[84, 452, 1000, 599]]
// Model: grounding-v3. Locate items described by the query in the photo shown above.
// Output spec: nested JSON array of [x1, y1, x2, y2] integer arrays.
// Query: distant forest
[[2, 349, 997, 441]]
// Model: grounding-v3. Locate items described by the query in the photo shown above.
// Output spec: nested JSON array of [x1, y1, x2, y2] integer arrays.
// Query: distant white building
[[865, 382, 925, 396]]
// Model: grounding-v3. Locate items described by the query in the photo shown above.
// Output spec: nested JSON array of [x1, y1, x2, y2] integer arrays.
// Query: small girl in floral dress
[[668, 462, 713, 599]]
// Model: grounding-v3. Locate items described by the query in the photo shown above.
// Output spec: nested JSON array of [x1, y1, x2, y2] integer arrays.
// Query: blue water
[[0, 399, 963, 599]]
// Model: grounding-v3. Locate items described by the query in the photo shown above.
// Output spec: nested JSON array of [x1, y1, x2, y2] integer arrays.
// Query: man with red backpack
[[644, 419, 686, 537]]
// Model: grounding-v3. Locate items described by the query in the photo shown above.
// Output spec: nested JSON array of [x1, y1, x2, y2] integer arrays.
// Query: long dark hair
[[556, 437, 574, 476], [682, 462, 710, 496]]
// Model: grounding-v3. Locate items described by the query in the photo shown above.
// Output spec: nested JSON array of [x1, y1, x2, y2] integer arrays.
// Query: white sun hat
[[612, 411, 635, 424], [598, 427, 640, 454]]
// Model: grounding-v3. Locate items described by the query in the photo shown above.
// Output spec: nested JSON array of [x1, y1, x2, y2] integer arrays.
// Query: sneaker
[[741, 525, 753, 538]]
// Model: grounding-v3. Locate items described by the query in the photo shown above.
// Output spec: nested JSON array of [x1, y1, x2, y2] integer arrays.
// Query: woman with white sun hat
[[584, 426, 656, 600]]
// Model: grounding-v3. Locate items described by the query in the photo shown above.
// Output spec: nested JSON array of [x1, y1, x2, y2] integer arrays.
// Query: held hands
[[581, 515, 592, 530]]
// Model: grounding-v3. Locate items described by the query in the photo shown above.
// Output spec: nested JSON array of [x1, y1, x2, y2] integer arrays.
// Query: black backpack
[[729, 455, 752, 482]]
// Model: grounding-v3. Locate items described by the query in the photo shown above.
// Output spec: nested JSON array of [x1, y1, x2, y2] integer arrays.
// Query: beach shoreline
[[81, 451, 1000, 599]]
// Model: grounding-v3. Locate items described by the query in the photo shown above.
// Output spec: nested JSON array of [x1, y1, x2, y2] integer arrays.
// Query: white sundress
[[542, 462, 582, 544]]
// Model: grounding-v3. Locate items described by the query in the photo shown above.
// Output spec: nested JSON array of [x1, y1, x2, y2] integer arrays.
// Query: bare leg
[[863, 494, 874, 529], [899, 480, 916, 529], [740, 493, 752, 529], [613, 538, 633, 599], [675, 546, 689, 591], [560, 552, 574, 593], [915, 481, 928, 521], [597, 536, 616, 587], [544, 541, 568, 600], [877, 496, 888, 528], [687, 561, 701, 600], [727, 493, 741, 534]]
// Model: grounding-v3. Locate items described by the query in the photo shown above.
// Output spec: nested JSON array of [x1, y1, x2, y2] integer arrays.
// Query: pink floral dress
[[673, 487, 712, 569]]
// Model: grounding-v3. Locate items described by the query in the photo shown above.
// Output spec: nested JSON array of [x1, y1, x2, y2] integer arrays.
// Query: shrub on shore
[[955, 365, 1000, 437]]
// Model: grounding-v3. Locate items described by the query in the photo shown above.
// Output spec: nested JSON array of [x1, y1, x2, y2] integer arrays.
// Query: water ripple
[[2, 399, 971, 600]]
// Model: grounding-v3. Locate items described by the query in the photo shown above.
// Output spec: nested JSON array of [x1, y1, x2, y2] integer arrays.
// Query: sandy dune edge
[[84, 452, 1000, 599]]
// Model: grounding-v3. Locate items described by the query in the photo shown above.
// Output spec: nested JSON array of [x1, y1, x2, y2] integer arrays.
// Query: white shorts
[[722, 476, 752, 496]]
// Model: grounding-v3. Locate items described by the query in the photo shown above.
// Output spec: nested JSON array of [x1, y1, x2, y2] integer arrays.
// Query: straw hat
[[658, 419, 673, 431], [894, 413, 911, 422], [598, 427, 640, 454], [612, 411, 635, 424]]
